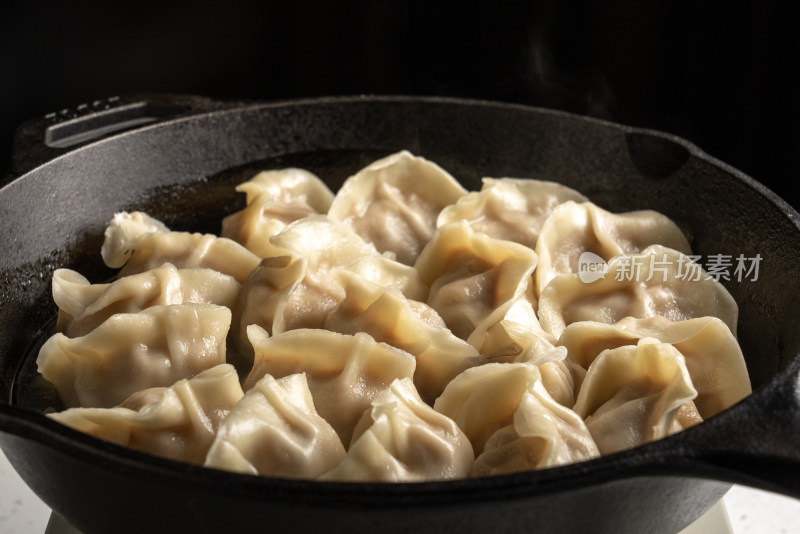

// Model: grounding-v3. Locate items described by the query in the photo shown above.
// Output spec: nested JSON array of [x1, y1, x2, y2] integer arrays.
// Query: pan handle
[[6, 93, 242, 179], [641, 355, 800, 498]]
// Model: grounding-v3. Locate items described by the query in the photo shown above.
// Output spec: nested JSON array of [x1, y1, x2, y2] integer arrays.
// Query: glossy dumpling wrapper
[[466, 295, 554, 356], [221, 196, 315, 259], [244, 326, 416, 446], [265, 215, 381, 331], [559, 315, 751, 418], [328, 150, 467, 265], [229, 254, 307, 368], [471, 378, 599, 477], [536, 359, 577, 409], [204, 373, 345, 478], [53, 264, 241, 338], [433, 362, 542, 455], [337, 254, 428, 303], [101, 211, 260, 284], [534, 200, 692, 295], [48, 364, 244, 465], [100, 211, 169, 267], [415, 221, 538, 342], [572, 339, 702, 455], [230, 219, 413, 371], [323, 271, 480, 403], [460, 295, 575, 408], [437, 177, 588, 249], [221, 168, 334, 259], [37, 303, 232, 408], [233, 167, 335, 209], [513, 340, 575, 409], [537, 245, 739, 340], [321, 378, 474, 482]]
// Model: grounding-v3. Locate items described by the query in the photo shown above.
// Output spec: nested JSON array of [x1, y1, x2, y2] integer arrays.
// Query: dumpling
[[437, 177, 588, 249], [461, 295, 575, 407], [536, 359, 577, 409], [204, 373, 345, 478], [232, 167, 335, 209], [572, 339, 701, 455], [328, 151, 467, 265], [471, 378, 599, 477], [465, 295, 555, 355], [537, 245, 739, 339], [221, 196, 314, 259], [321, 378, 474, 482], [100, 211, 169, 266], [415, 221, 538, 342], [48, 364, 244, 465], [323, 271, 480, 403], [559, 315, 751, 418], [37, 304, 231, 408], [229, 254, 307, 368], [101, 211, 260, 284], [433, 362, 541, 455], [221, 168, 334, 258], [265, 215, 381, 331], [337, 254, 428, 302], [534, 200, 692, 295], [244, 327, 416, 446], [230, 216, 416, 371], [53, 264, 241, 337]]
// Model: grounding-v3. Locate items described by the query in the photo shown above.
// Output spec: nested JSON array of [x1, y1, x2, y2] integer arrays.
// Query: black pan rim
[[7, 93, 798, 233]]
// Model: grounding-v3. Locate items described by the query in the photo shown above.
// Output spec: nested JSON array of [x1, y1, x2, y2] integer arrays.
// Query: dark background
[[2, 1, 798, 208]]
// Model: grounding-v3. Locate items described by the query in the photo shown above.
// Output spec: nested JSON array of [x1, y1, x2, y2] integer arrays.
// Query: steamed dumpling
[[573, 339, 701, 455], [559, 315, 751, 418], [231, 216, 428, 353], [458, 295, 575, 408], [48, 364, 244, 464], [244, 327, 416, 445], [534, 201, 692, 295], [321, 378, 474, 481], [437, 177, 588, 249], [466, 295, 555, 356], [471, 378, 599, 477], [37, 304, 231, 408], [434, 362, 542, 455], [53, 264, 240, 337], [204, 373, 345, 478], [101, 212, 260, 284], [337, 254, 428, 302], [323, 271, 480, 403], [221, 196, 315, 259], [100, 211, 169, 265], [229, 254, 307, 366], [328, 150, 467, 265], [221, 168, 334, 258], [231, 168, 335, 208], [265, 215, 381, 331], [415, 221, 538, 342]]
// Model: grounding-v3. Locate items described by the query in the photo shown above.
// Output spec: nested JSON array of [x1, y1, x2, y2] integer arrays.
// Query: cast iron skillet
[[1, 95, 799, 534]]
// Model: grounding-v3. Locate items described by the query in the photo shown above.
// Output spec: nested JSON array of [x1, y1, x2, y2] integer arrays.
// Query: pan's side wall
[[0, 427, 730, 534]]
